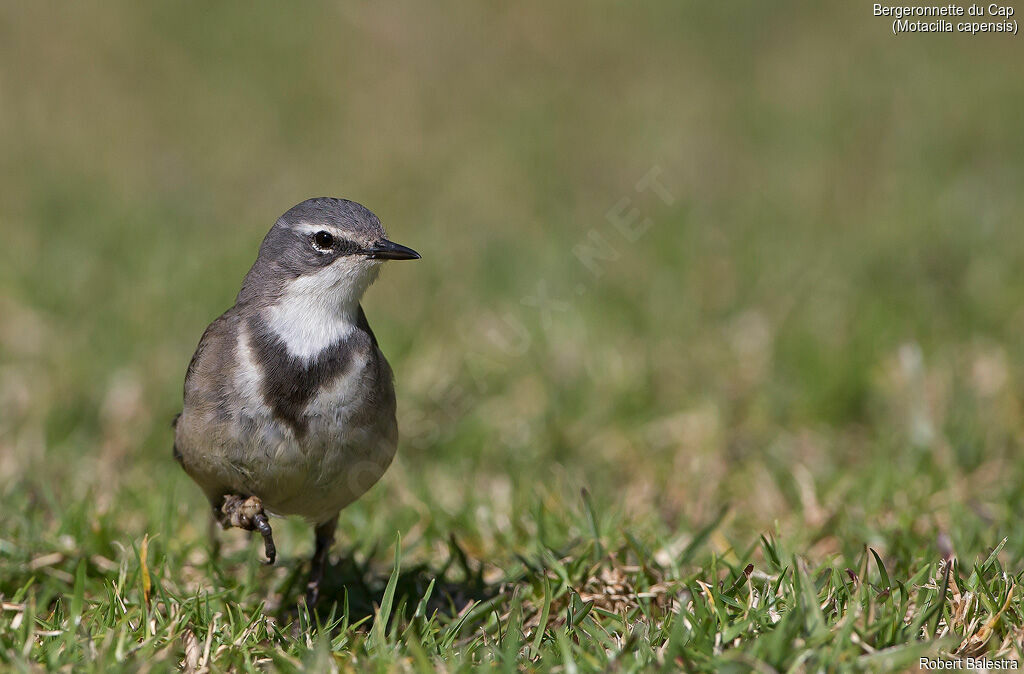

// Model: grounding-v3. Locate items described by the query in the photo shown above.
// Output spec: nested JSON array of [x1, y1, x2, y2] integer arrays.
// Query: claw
[[220, 495, 277, 564], [252, 511, 276, 565]]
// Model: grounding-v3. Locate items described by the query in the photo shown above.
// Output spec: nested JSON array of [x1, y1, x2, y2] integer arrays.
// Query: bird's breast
[[241, 313, 377, 437], [225, 326, 397, 521]]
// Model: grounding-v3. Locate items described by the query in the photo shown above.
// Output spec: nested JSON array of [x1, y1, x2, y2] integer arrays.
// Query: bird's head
[[238, 197, 420, 310]]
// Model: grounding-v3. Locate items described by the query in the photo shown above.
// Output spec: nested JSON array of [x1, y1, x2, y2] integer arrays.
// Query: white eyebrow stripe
[[292, 223, 347, 237]]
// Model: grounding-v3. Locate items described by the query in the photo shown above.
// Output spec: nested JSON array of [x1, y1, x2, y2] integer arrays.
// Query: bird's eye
[[312, 231, 334, 251]]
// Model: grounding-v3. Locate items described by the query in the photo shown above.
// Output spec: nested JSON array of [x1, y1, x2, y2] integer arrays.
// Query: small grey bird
[[173, 197, 420, 605]]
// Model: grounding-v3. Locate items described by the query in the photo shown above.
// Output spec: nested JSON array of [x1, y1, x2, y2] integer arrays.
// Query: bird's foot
[[305, 580, 321, 609], [220, 495, 276, 565]]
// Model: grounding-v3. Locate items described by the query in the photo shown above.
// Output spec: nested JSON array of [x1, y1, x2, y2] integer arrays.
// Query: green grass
[[3, 0, 1024, 670]]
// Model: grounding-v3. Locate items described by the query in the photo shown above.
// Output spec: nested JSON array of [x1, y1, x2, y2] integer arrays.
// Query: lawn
[[2, 1, 1024, 671]]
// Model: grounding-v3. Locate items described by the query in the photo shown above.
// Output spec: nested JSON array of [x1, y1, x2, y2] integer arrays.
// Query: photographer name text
[[920, 656, 1019, 670]]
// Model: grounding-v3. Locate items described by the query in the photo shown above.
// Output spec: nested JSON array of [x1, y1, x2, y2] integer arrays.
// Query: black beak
[[364, 239, 421, 261]]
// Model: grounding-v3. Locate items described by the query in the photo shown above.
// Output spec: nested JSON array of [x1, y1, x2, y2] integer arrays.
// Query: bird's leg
[[207, 504, 222, 560], [305, 515, 338, 607], [220, 495, 276, 565]]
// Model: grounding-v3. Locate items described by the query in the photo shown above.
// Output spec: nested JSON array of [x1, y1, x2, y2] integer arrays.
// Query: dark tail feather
[[172, 413, 183, 462]]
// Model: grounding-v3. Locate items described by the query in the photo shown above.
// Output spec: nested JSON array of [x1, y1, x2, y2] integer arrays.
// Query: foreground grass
[[2, 476, 1023, 670]]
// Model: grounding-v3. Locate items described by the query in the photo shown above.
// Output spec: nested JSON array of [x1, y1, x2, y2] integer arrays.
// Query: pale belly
[[179, 346, 398, 524], [249, 415, 397, 523]]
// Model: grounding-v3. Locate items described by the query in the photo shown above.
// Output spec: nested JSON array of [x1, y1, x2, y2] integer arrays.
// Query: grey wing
[[173, 309, 244, 500]]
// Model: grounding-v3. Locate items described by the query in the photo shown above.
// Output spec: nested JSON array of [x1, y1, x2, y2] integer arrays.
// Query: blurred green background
[[2, 0, 1024, 621]]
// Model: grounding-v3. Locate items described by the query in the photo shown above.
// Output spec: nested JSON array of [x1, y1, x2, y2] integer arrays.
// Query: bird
[[173, 197, 420, 606]]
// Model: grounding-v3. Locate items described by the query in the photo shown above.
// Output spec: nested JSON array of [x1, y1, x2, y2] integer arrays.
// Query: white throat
[[263, 263, 379, 360]]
